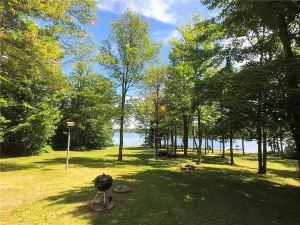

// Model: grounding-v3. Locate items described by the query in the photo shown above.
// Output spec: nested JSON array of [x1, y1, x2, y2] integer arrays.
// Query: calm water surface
[[113, 132, 265, 153]]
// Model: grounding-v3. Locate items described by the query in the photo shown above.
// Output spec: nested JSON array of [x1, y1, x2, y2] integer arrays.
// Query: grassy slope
[[0, 147, 299, 225]]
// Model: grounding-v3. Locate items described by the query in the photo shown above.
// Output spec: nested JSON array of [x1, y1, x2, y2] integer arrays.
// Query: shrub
[[39, 145, 53, 153], [284, 140, 297, 159]]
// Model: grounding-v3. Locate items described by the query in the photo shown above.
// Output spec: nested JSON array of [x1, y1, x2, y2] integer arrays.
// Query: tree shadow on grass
[[266, 168, 299, 180], [242, 154, 298, 167], [0, 162, 39, 172], [44, 167, 300, 225], [32, 154, 188, 170]]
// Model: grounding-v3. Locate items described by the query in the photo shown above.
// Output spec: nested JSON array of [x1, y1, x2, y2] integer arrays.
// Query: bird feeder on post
[[0, 52, 8, 64], [65, 122, 75, 170]]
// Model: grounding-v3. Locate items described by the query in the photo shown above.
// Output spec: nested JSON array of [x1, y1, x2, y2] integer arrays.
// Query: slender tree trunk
[[166, 128, 169, 153], [212, 139, 214, 153], [192, 125, 195, 152], [262, 129, 267, 174], [207, 138, 209, 153], [280, 131, 283, 156], [222, 136, 225, 159], [144, 127, 147, 147], [183, 114, 188, 156], [204, 137, 207, 155], [257, 126, 263, 174], [174, 123, 177, 155], [242, 139, 245, 155], [273, 138, 277, 155], [269, 139, 273, 154], [155, 85, 159, 157], [219, 139, 222, 153], [118, 86, 126, 161], [196, 108, 202, 164], [171, 129, 174, 152], [276, 139, 280, 157], [230, 129, 234, 165]]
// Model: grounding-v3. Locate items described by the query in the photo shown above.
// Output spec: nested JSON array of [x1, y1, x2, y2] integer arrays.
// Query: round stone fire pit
[[113, 185, 131, 193], [180, 164, 198, 171]]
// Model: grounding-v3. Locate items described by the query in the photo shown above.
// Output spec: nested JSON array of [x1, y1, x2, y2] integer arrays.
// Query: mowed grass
[[1, 146, 299, 225]]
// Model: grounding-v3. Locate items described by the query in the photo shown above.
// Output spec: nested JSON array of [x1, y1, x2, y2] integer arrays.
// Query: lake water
[[112, 132, 264, 153]]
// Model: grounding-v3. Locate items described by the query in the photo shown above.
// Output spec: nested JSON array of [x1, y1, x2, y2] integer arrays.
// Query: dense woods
[[0, 0, 114, 155], [1, 1, 299, 176]]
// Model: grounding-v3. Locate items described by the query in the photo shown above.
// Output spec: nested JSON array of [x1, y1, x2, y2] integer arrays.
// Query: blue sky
[[87, 0, 217, 64]]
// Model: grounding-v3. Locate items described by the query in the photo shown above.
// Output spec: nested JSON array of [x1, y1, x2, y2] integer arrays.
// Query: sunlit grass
[[1, 146, 299, 225]]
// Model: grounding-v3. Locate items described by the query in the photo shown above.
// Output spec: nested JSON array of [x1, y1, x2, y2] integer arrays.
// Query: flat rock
[[113, 185, 131, 193]]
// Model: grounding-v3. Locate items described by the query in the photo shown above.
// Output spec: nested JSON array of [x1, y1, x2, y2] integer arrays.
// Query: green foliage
[[39, 145, 53, 154], [0, 1, 96, 155], [98, 11, 161, 90], [284, 139, 297, 159], [53, 70, 117, 150], [98, 11, 160, 159]]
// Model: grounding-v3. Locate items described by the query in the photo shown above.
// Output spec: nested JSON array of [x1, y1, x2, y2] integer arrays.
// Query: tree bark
[[212, 139, 214, 153], [222, 136, 225, 159], [174, 123, 177, 155], [262, 129, 267, 174], [204, 137, 207, 155], [166, 128, 170, 153], [276, 139, 280, 157], [171, 128, 174, 152], [279, 131, 283, 156], [196, 108, 202, 164], [230, 129, 234, 165], [242, 139, 245, 155], [155, 85, 159, 157], [192, 125, 195, 152], [257, 126, 263, 174], [118, 84, 126, 161], [183, 114, 189, 156]]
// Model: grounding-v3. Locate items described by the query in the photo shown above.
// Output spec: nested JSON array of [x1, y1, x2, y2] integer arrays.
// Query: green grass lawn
[[1, 146, 299, 225]]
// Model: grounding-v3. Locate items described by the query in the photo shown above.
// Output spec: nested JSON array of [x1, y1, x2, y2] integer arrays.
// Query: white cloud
[[97, 0, 181, 24], [164, 29, 181, 43]]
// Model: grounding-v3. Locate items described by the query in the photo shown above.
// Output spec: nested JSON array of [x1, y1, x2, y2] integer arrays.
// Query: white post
[[66, 127, 71, 170]]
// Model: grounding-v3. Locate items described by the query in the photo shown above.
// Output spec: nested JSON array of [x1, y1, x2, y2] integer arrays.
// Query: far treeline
[[0, 1, 299, 175]]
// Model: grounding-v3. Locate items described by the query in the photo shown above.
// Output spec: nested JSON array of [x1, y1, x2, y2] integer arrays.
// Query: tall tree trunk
[[273, 137, 279, 156], [118, 86, 126, 161], [192, 125, 195, 152], [174, 123, 177, 155], [222, 136, 225, 159], [212, 139, 214, 153], [279, 131, 283, 156], [196, 108, 202, 164], [276, 139, 280, 157], [183, 114, 188, 156], [204, 137, 207, 155], [155, 85, 159, 157], [262, 129, 267, 174], [166, 128, 170, 153], [257, 126, 263, 174], [269, 139, 273, 154], [171, 128, 174, 152], [242, 139, 245, 155], [277, 11, 300, 179], [144, 127, 147, 147], [230, 129, 234, 165]]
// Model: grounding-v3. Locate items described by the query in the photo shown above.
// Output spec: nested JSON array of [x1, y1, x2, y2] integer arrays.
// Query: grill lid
[[94, 173, 113, 191]]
